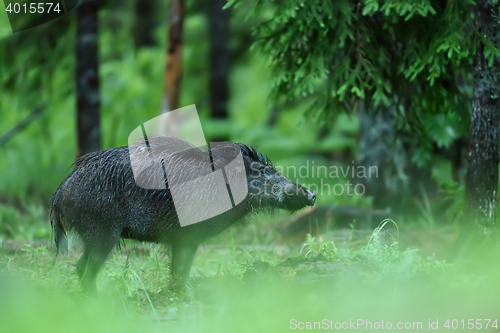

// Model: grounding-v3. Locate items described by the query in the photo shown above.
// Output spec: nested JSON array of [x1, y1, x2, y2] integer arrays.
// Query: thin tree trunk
[[463, 0, 500, 248], [76, 0, 101, 157], [162, 0, 185, 113], [357, 104, 412, 213], [208, 0, 230, 120], [0, 106, 43, 147], [134, 0, 158, 47]]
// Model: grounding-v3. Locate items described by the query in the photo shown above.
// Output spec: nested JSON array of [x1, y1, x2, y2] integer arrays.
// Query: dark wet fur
[[50, 136, 314, 292]]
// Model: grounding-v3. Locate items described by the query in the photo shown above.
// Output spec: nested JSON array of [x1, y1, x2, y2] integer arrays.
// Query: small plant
[[300, 234, 337, 260], [104, 254, 159, 321], [361, 219, 448, 278], [366, 219, 400, 246], [414, 185, 436, 229], [21, 243, 49, 266], [436, 178, 465, 224]]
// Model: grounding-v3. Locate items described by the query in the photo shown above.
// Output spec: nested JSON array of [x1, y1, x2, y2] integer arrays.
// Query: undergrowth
[[0, 220, 496, 333]]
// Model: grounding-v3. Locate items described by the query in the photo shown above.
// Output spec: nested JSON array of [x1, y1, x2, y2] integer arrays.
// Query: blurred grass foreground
[[1, 222, 500, 333], [2, 0, 500, 332]]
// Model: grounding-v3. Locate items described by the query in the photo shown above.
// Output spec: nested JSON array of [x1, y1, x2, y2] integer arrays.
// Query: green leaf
[[362, 1, 379, 16]]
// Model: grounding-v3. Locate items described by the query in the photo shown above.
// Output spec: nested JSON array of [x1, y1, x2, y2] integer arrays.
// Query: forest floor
[[1, 221, 499, 333]]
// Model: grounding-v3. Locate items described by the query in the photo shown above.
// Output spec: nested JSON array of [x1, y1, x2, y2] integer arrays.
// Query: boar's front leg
[[170, 238, 200, 282]]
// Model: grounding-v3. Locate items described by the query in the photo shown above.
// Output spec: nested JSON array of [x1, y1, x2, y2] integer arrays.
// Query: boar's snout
[[282, 182, 317, 211], [307, 189, 317, 206]]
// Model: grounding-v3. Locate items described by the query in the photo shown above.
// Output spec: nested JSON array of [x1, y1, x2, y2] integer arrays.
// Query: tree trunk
[[357, 105, 411, 212], [162, 0, 185, 113], [463, 0, 500, 247], [76, 0, 101, 157], [134, 0, 159, 47], [208, 0, 230, 120]]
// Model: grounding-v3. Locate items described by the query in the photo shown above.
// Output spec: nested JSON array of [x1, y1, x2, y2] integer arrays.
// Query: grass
[[1, 219, 500, 333]]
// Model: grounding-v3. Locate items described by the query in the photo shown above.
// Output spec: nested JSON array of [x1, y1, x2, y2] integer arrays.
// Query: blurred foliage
[[227, 0, 478, 167], [0, 0, 478, 240], [0, 2, 498, 330], [0, 203, 50, 239], [0, 0, 360, 211], [0, 274, 153, 333], [431, 159, 466, 224]]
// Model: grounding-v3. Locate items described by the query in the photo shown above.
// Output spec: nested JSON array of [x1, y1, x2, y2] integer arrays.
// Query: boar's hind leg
[[76, 234, 119, 293], [171, 240, 200, 281]]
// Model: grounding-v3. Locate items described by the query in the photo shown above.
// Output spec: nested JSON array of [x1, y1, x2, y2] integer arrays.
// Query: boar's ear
[[210, 142, 242, 169], [236, 143, 253, 159], [254, 147, 273, 166], [236, 144, 274, 167]]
